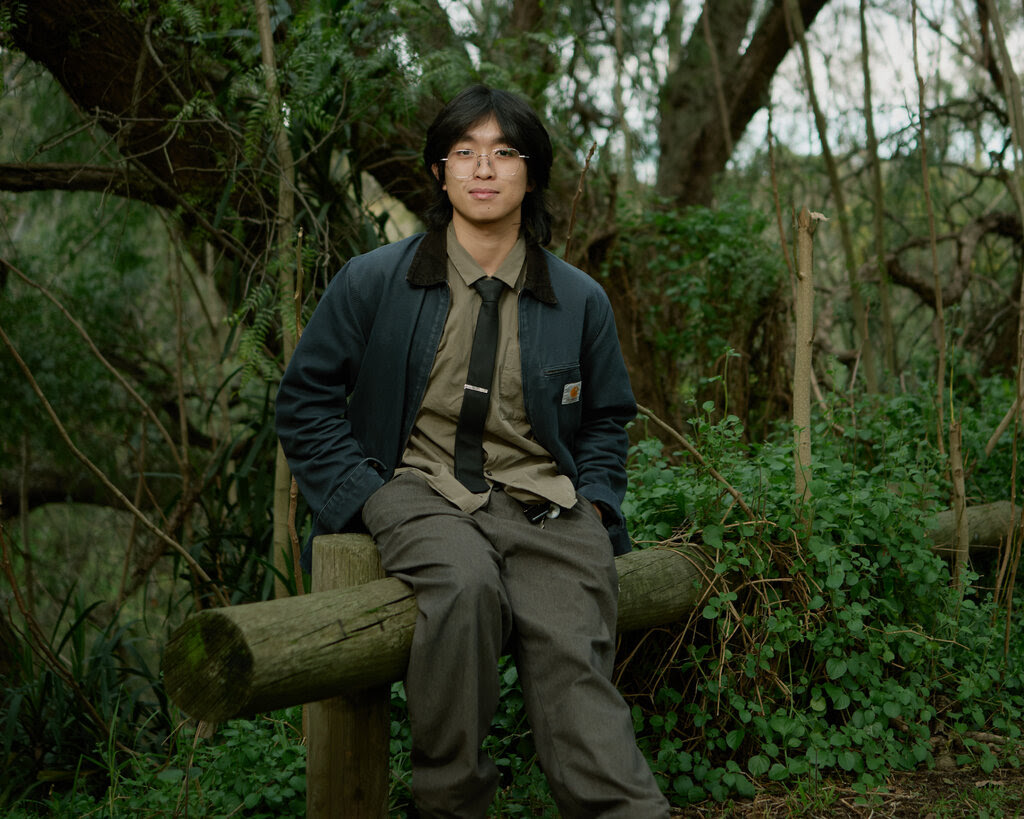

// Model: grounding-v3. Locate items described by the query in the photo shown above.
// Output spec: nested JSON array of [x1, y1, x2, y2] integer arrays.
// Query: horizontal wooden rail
[[162, 535, 711, 723]]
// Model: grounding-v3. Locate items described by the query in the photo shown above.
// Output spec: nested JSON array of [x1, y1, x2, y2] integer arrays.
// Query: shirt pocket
[[497, 338, 529, 423]]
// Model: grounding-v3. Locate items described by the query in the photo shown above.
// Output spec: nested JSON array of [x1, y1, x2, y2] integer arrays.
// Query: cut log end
[[162, 610, 256, 723]]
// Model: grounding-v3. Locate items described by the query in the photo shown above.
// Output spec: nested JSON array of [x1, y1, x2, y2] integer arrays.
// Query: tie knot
[[473, 277, 505, 303]]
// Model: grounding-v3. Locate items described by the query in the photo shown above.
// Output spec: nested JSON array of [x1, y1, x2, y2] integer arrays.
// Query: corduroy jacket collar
[[405, 229, 558, 305]]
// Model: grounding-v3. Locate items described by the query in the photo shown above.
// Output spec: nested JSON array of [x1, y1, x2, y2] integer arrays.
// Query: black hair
[[422, 85, 554, 245]]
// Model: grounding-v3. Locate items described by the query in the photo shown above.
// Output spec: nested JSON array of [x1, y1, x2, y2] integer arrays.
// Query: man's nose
[[474, 154, 496, 177]]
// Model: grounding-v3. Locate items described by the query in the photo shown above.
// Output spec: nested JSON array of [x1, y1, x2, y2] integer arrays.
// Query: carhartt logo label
[[561, 382, 582, 404]]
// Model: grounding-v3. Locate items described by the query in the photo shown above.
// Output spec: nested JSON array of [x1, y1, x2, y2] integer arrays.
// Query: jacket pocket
[[542, 361, 583, 430]]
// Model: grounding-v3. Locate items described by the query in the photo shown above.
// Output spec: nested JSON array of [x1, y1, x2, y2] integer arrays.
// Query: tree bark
[[254, 0, 299, 599], [306, 536, 389, 819], [0, 163, 174, 206], [874, 213, 1022, 308], [161, 536, 714, 722], [794, 207, 818, 511], [928, 501, 1022, 554]]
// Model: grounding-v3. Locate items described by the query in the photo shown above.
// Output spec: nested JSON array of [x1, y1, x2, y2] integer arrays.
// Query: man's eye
[[493, 149, 518, 159], [452, 149, 476, 158]]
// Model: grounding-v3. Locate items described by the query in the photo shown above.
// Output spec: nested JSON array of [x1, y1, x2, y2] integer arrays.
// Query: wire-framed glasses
[[441, 148, 529, 179]]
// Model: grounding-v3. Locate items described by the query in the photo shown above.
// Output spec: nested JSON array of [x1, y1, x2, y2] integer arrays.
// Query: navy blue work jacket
[[276, 230, 637, 569]]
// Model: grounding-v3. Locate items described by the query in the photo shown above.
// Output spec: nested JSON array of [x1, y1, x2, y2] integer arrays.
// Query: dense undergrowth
[[3, 385, 1024, 816], [622, 386, 1024, 806]]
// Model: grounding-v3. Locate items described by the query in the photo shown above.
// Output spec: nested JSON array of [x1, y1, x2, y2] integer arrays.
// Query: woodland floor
[[676, 764, 1024, 818]]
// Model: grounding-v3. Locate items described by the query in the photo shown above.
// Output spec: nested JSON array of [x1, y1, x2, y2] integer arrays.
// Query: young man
[[276, 85, 669, 818]]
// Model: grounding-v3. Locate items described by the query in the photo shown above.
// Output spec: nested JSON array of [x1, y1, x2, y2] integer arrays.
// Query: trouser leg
[[361, 474, 511, 819], [477, 491, 670, 819]]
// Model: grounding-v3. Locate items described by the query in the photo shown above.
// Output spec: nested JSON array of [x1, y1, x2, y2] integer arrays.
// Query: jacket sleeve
[[573, 288, 637, 555], [275, 260, 387, 540]]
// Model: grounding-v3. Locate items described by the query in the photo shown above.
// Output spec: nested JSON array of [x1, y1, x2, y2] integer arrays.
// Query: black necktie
[[454, 277, 505, 492]]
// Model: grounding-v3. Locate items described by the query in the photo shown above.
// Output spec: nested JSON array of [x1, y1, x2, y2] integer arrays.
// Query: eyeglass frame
[[439, 148, 530, 179]]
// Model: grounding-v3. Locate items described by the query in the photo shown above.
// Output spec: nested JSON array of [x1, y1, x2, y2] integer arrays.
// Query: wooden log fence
[[161, 503, 1010, 817], [162, 533, 713, 817]]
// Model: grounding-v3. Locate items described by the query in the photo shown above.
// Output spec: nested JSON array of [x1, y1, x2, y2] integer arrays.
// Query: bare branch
[[0, 162, 175, 206]]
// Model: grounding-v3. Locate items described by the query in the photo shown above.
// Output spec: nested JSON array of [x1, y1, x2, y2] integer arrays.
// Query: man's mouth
[[469, 188, 498, 200]]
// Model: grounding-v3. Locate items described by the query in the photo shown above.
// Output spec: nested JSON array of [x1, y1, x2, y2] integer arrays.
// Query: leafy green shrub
[[0, 594, 172, 811], [20, 710, 306, 818], [622, 387, 1024, 805], [600, 196, 790, 437]]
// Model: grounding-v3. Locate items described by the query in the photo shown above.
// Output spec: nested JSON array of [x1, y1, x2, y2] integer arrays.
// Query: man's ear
[[432, 164, 444, 186]]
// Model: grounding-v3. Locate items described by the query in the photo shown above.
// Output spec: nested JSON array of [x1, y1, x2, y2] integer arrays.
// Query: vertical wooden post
[[793, 207, 820, 513], [308, 533, 390, 818]]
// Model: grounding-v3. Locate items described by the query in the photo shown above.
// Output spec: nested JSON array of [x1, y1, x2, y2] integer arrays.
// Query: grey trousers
[[361, 473, 669, 819]]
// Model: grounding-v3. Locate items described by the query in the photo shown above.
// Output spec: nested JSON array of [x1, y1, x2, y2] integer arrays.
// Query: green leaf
[[156, 768, 185, 783], [703, 524, 725, 549], [826, 658, 848, 679], [747, 755, 770, 776]]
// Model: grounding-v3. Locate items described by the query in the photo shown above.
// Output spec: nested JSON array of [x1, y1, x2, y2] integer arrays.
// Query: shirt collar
[[406, 228, 558, 304], [446, 223, 524, 291]]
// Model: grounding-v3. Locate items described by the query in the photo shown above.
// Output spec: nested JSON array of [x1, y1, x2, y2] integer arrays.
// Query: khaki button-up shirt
[[397, 225, 577, 514]]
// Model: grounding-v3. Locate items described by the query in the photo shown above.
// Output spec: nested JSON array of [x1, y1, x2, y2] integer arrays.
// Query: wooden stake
[[307, 534, 389, 819], [793, 208, 823, 517]]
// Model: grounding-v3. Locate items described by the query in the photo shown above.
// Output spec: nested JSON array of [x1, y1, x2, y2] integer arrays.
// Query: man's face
[[434, 115, 533, 236]]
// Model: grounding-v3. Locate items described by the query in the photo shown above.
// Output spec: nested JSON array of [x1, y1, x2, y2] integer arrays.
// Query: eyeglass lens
[[444, 150, 526, 178]]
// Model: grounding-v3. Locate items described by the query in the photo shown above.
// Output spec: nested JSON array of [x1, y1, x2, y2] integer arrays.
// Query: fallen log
[[928, 501, 1022, 553], [162, 535, 712, 723]]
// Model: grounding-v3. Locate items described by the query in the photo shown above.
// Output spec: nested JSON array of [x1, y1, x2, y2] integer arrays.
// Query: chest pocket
[[541, 361, 583, 430]]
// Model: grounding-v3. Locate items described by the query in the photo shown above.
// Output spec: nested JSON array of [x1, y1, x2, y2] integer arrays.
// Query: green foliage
[[188, 381, 282, 604], [4, 4, 1024, 814], [616, 198, 783, 361], [0, 194, 168, 474], [600, 196, 790, 433], [483, 662, 554, 815], [0, 595, 172, 810], [623, 386, 1024, 805], [0, 2, 27, 52], [17, 710, 307, 818], [229, 282, 281, 386], [954, 376, 1024, 503]]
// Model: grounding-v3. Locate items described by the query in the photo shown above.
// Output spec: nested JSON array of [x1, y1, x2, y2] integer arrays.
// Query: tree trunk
[[161, 536, 713, 722], [655, 0, 831, 208]]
